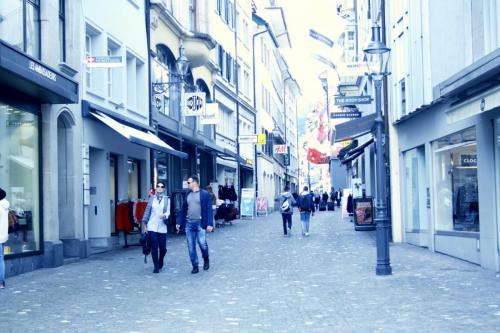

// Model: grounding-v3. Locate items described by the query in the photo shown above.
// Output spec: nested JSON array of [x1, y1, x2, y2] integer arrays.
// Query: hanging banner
[[200, 102, 218, 124], [257, 133, 267, 145], [240, 188, 255, 219], [184, 92, 206, 117], [273, 144, 288, 154]]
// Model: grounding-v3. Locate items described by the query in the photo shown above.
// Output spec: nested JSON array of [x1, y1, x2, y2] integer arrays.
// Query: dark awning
[[338, 140, 358, 160], [90, 111, 188, 159], [0, 40, 78, 104], [218, 148, 246, 164], [335, 113, 376, 142], [341, 139, 374, 165]]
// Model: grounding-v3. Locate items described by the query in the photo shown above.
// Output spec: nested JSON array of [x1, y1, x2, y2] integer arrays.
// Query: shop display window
[[0, 102, 41, 256], [494, 119, 500, 250], [433, 127, 479, 232], [403, 147, 427, 233]]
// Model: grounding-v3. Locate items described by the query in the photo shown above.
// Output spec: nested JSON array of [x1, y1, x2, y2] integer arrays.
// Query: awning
[[0, 40, 78, 103], [341, 138, 374, 165], [335, 113, 376, 142], [90, 111, 187, 159], [218, 148, 246, 164]]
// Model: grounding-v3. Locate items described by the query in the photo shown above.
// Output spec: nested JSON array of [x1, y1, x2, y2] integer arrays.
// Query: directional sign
[[238, 134, 258, 144], [257, 133, 267, 145], [284, 147, 290, 166], [274, 144, 288, 154], [330, 111, 362, 119], [86, 56, 123, 68], [334, 95, 372, 106]]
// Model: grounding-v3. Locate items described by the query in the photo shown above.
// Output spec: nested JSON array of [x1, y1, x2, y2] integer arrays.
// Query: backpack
[[140, 233, 152, 263], [299, 194, 313, 212], [280, 198, 291, 213]]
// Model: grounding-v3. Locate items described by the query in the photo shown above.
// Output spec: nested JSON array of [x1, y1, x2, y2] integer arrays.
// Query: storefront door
[[109, 154, 117, 234]]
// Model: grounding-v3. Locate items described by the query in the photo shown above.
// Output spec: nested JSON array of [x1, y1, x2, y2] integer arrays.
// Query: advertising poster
[[341, 188, 352, 219], [354, 197, 375, 230], [241, 188, 255, 219], [256, 197, 268, 216]]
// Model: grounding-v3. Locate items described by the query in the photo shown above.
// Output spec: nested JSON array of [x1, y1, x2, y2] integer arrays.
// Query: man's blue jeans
[[185, 220, 209, 267], [300, 211, 311, 234], [0, 243, 5, 283]]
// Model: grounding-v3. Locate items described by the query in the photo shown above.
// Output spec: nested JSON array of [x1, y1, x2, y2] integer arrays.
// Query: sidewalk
[[0, 209, 499, 332]]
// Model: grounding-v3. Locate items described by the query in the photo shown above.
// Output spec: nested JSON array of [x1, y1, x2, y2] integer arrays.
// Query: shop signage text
[[257, 133, 267, 145], [29, 61, 56, 82], [334, 95, 372, 106], [273, 144, 288, 154], [238, 134, 258, 144], [461, 154, 477, 167], [330, 111, 362, 119], [184, 92, 206, 117], [86, 56, 123, 68]]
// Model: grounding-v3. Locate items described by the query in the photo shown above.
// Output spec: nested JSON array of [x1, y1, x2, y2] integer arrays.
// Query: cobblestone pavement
[[1, 210, 500, 332]]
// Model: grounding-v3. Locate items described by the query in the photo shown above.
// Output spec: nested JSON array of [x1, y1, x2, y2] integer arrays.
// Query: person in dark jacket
[[142, 181, 170, 273], [298, 186, 315, 236], [176, 175, 214, 274]]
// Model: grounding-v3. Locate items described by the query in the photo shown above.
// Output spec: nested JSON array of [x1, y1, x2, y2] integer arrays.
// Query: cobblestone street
[[1, 210, 499, 333]]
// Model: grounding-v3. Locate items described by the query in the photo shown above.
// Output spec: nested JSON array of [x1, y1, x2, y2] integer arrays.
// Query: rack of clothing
[[116, 199, 148, 247], [215, 184, 239, 227]]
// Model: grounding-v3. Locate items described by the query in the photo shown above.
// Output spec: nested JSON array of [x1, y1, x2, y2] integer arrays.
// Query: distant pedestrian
[[0, 187, 10, 288], [298, 186, 315, 236], [278, 185, 296, 236], [176, 175, 214, 274], [322, 191, 329, 203], [329, 187, 335, 202], [337, 190, 343, 207], [142, 181, 170, 274], [314, 191, 320, 210]]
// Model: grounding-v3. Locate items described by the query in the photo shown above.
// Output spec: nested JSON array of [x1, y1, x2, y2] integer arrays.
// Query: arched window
[[153, 44, 176, 117]]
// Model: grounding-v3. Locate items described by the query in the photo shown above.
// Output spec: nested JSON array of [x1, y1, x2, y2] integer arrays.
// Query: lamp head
[[176, 44, 190, 78], [363, 25, 390, 78]]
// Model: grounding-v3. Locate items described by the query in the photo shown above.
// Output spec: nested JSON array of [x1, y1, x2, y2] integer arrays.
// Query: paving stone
[[0, 210, 499, 332]]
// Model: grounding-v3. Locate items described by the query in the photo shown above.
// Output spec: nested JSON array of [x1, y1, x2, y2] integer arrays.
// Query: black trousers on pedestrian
[[281, 214, 292, 235], [149, 231, 167, 269]]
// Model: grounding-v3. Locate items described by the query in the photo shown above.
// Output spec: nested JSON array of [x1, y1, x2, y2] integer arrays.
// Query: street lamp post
[[152, 44, 190, 189], [364, 24, 392, 276]]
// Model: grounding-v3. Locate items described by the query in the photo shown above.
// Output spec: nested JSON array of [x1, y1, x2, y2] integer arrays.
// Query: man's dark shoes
[[153, 268, 160, 274], [203, 258, 210, 271], [159, 261, 164, 270], [191, 266, 199, 274]]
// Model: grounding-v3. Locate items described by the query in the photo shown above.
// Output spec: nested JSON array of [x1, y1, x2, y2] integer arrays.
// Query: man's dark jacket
[[177, 189, 214, 229]]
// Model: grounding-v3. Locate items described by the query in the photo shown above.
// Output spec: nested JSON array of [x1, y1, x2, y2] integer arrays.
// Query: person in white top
[[142, 182, 170, 273], [0, 187, 10, 289]]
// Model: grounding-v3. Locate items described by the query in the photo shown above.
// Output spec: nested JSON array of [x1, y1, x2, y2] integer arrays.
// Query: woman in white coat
[[0, 187, 10, 289], [142, 182, 170, 273]]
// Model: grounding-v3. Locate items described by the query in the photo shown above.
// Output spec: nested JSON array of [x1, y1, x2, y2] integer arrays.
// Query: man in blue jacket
[[176, 175, 214, 274]]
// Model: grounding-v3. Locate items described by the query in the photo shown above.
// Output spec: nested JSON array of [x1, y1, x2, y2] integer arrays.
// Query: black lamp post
[[364, 24, 392, 276], [152, 44, 190, 188]]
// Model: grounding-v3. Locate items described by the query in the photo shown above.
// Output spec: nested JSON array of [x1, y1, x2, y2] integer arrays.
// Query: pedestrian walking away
[[0, 187, 10, 289], [298, 186, 315, 236], [142, 181, 170, 274], [176, 175, 214, 274], [278, 185, 296, 236]]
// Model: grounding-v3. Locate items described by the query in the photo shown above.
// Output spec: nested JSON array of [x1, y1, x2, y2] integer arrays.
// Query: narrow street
[[0, 210, 499, 332]]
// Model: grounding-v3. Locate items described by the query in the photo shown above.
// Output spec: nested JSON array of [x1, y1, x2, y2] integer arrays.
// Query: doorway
[[109, 154, 118, 235]]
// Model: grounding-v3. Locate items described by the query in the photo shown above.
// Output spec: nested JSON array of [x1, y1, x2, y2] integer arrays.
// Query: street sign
[[284, 146, 290, 166], [86, 56, 123, 68], [330, 111, 362, 119], [238, 134, 258, 144], [334, 95, 372, 106], [257, 133, 267, 145], [337, 62, 369, 76], [184, 92, 206, 117], [273, 144, 288, 154]]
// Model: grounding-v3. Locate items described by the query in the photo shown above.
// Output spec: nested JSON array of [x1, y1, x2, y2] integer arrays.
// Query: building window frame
[[59, 0, 66, 62]]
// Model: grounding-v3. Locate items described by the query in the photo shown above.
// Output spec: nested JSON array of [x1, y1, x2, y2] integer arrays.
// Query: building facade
[[387, 0, 500, 271], [1, 0, 80, 275]]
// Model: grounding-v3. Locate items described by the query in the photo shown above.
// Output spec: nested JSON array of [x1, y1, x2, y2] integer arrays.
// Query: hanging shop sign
[[184, 92, 206, 117], [334, 95, 372, 106], [257, 133, 267, 145], [238, 134, 258, 144], [86, 55, 123, 68], [330, 110, 362, 119], [337, 62, 370, 77], [273, 144, 288, 154], [200, 102, 219, 124]]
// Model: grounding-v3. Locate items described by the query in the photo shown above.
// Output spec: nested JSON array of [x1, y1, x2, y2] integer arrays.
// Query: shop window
[[433, 127, 479, 232], [0, 102, 41, 256], [494, 119, 500, 250], [403, 147, 427, 234]]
